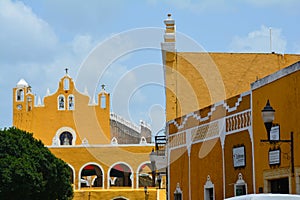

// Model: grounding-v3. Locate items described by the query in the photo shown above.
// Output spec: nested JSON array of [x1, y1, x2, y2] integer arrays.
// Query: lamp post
[[149, 149, 156, 187], [157, 173, 161, 189], [260, 100, 294, 176], [144, 185, 148, 194], [261, 100, 275, 140], [144, 186, 149, 200]]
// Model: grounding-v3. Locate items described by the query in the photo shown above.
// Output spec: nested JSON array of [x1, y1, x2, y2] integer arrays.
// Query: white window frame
[[234, 173, 247, 196], [52, 127, 76, 146], [16, 89, 24, 102], [58, 95, 65, 110], [68, 94, 75, 110], [204, 175, 215, 200]]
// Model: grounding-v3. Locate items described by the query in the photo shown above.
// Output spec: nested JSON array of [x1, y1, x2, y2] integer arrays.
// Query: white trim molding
[[78, 162, 105, 190], [136, 161, 151, 189], [52, 127, 77, 146], [204, 175, 215, 200], [234, 173, 248, 196], [107, 161, 134, 189]]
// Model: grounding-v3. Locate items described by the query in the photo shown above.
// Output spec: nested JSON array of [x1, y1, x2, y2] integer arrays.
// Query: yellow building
[[161, 14, 300, 200], [12, 73, 161, 200], [162, 15, 300, 123], [252, 61, 300, 195]]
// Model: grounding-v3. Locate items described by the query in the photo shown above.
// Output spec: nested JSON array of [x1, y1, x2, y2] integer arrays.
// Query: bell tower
[[13, 79, 34, 130]]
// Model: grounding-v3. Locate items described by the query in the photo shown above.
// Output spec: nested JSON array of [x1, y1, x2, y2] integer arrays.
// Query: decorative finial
[[168, 13, 171, 18], [65, 68, 69, 75], [101, 84, 105, 90]]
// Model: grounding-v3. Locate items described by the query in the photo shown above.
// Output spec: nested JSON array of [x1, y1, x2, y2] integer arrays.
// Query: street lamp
[[261, 99, 275, 140], [157, 173, 162, 189], [144, 186, 149, 200], [261, 100, 294, 176], [149, 149, 156, 187]]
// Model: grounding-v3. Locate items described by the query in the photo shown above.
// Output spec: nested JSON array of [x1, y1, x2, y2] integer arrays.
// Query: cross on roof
[[65, 68, 69, 75]]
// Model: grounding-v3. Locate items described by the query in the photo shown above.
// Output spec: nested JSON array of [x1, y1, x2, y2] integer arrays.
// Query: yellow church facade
[[12, 74, 160, 200], [161, 14, 300, 200]]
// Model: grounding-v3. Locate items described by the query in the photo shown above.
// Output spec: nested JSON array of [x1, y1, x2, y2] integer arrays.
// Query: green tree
[[0, 127, 73, 200]]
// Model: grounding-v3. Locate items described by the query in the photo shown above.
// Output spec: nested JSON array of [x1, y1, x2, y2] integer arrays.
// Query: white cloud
[[0, 0, 58, 63], [72, 35, 94, 56], [229, 25, 287, 53], [0, 1, 165, 131], [35, 0, 125, 35], [0, 0, 101, 127]]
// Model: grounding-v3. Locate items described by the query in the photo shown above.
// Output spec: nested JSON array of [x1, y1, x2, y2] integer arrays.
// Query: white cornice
[[251, 61, 300, 90]]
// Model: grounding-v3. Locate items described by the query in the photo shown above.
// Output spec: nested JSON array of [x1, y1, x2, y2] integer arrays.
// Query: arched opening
[[137, 162, 152, 188], [16, 89, 24, 101], [59, 131, 73, 145], [26, 96, 32, 111], [100, 94, 106, 108], [68, 95, 75, 110], [53, 127, 76, 146], [58, 95, 65, 110], [80, 164, 103, 188], [109, 163, 132, 187], [68, 164, 75, 189], [64, 78, 69, 91]]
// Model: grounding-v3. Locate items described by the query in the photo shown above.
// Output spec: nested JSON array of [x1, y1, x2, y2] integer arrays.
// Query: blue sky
[[1, 0, 300, 135]]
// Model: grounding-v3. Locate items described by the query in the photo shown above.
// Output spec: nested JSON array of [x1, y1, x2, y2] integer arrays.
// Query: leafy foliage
[[0, 127, 73, 200]]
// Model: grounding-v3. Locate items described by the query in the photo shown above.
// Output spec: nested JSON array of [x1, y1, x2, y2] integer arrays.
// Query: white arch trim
[[53, 127, 77, 146], [67, 163, 76, 190], [107, 161, 134, 189], [57, 95, 65, 110], [111, 197, 129, 200], [78, 162, 105, 190], [136, 161, 151, 188], [67, 94, 75, 110], [204, 175, 215, 200]]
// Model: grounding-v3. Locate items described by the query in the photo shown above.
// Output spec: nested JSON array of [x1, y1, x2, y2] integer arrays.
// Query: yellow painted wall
[[192, 139, 223, 200], [73, 189, 158, 200], [169, 147, 189, 200], [12, 75, 158, 195], [13, 75, 111, 145], [50, 145, 154, 189], [167, 93, 253, 199], [224, 130, 253, 198], [168, 140, 223, 200], [164, 52, 300, 121], [252, 69, 300, 194]]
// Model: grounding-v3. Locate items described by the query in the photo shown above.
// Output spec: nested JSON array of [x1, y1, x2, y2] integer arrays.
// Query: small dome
[[16, 79, 29, 88]]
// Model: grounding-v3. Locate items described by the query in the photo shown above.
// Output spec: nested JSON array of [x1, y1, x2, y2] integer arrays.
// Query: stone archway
[[68, 164, 75, 189], [79, 163, 104, 189], [108, 162, 133, 188], [137, 162, 152, 188]]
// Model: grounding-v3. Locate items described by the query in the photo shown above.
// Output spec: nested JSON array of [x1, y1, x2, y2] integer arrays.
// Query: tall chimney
[[161, 13, 176, 52]]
